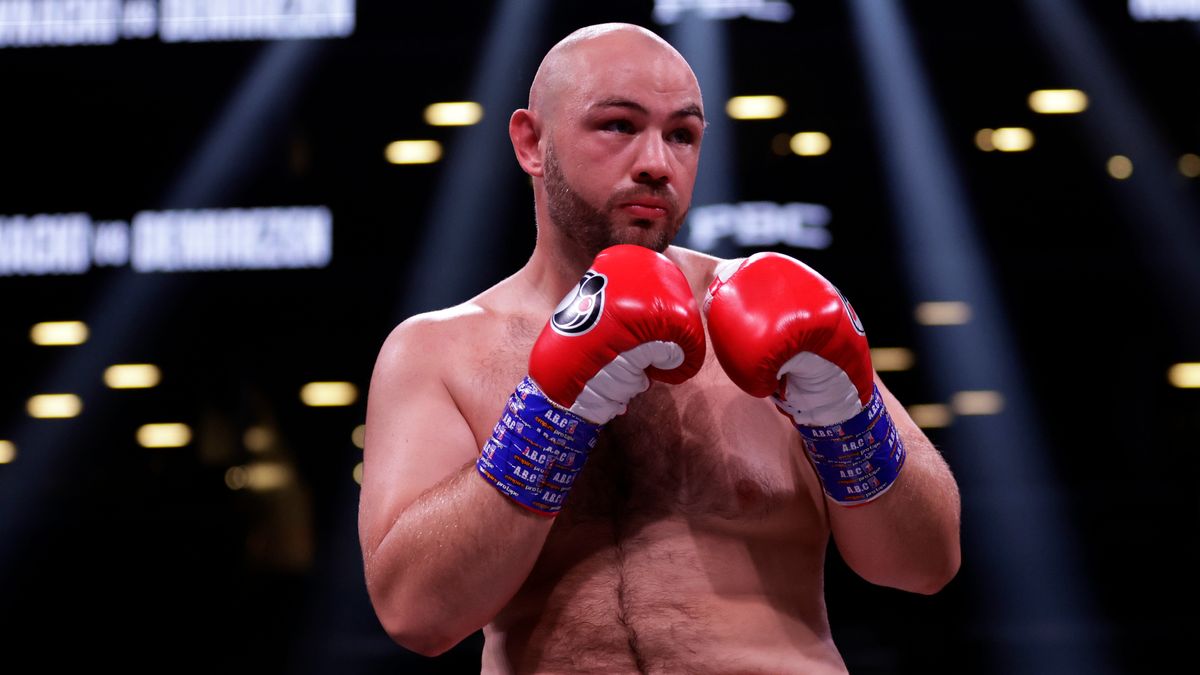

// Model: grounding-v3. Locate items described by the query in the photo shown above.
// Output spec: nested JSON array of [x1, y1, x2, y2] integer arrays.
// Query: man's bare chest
[[454, 333, 813, 526]]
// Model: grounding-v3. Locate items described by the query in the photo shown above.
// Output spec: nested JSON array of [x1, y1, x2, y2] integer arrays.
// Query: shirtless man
[[358, 23, 961, 674]]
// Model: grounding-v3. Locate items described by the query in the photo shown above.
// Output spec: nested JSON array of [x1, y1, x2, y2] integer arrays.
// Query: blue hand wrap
[[795, 385, 906, 506], [476, 376, 601, 516]]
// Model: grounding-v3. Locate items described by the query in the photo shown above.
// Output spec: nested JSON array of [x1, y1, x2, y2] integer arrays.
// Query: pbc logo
[[551, 270, 607, 336], [834, 285, 866, 337]]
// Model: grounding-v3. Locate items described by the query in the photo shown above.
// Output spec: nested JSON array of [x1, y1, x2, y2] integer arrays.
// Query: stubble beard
[[543, 145, 686, 260]]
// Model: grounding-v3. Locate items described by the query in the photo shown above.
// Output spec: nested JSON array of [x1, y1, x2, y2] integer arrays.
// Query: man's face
[[540, 38, 704, 257]]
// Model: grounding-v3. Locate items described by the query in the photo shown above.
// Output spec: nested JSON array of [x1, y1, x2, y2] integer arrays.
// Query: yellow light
[[352, 424, 366, 449], [1028, 89, 1089, 114], [137, 423, 192, 448], [225, 466, 248, 490], [870, 347, 915, 372], [1107, 155, 1133, 179], [991, 127, 1034, 152], [1168, 363, 1200, 388], [1180, 153, 1200, 178], [908, 404, 953, 429], [423, 101, 483, 126], [975, 129, 995, 152], [224, 463, 293, 491], [726, 95, 787, 120], [789, 132, 831, 156], [914, 301, 972, 326], [30, 321, 89, 346], [27, 394, 82, 419], [353, 461, 364, 485], [103, 364, 161, 389], [385, 140, 442, 165], [0, 440, 15, 464], [300, 381, 358, 407], [951, 390, 1005, 415], [243, 425, 275, 453]]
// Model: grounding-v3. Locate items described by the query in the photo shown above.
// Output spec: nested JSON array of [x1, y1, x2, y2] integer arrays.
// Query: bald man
[[359, 23, 961, 674]]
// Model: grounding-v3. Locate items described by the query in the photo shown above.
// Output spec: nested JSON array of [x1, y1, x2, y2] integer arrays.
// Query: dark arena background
[[1, 1, 1197, 673]]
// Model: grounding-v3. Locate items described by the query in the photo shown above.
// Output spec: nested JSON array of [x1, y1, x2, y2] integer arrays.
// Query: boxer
[[358, 23, 960, 674]]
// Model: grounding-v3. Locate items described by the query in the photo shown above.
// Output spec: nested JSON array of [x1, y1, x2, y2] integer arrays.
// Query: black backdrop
[[1, 2, 1196, 673]]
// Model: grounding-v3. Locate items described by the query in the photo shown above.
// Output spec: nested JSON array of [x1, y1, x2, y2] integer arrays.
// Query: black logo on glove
[[834, 285, 867, 336], [551, 271, 607, 336]]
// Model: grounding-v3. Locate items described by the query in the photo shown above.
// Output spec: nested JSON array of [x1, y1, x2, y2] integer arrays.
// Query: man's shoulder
[[382, 301, 493, 349], [372, 301, 497, 376]]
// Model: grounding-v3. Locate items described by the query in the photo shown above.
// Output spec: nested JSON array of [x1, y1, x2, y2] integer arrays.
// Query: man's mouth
[[619, 199, 670, 220]]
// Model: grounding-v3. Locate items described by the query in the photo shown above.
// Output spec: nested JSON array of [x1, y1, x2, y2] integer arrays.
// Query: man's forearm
[[364, 460, 555, 655], [826, 428, 962, 594]]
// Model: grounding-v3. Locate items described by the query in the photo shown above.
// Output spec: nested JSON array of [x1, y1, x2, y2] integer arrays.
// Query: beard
[[543, 144, 687, 259]]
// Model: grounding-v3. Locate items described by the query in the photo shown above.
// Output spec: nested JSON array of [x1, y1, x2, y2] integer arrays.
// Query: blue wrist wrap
[[795, 385, 906, 506], [476, 376, 601, 516]]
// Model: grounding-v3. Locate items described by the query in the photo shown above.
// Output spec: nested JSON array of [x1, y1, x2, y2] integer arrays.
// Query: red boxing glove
[[703, 252, 871, 426], [704, 253, 905, 505], [530, 244, 706, 424]]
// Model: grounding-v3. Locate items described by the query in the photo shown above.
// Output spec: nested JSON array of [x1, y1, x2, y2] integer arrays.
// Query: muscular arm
[[825, 373, 961, 595], [358, 318, 553, 656]]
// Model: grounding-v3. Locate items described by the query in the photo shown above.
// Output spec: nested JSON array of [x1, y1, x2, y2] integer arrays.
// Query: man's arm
[[824, 373, 961, 594], [703, 252, 961, 595], [358, 317, 554, 657], [361, 246, 709, 656]]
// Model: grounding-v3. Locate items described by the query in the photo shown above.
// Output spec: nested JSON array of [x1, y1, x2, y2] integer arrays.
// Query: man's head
[[510, 23, 705, 258]]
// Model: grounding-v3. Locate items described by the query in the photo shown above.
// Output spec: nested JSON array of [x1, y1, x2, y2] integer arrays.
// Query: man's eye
[[669, 129, 695, 144], [603, 119, 634, 133]]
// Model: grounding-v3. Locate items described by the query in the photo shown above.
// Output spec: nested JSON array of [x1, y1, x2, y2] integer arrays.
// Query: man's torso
[[440, 250, 847, 674]]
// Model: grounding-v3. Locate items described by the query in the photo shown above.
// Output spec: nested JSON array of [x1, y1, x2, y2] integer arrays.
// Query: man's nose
[[631, 134, 671, 186]]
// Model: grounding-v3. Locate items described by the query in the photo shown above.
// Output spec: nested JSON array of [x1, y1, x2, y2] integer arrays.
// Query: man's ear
[[509, 109, 544, 177]]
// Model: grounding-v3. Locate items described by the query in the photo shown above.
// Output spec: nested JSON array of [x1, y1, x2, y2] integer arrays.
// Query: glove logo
[[835, 286, 866, 336], [551, 271, 607, 336]]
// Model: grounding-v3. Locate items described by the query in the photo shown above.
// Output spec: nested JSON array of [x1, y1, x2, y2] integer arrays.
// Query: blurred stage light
[[1028, 89, 1089, 114], [30, 321, 89, 346], [225, 466, 248, 490], [351, 424, 366, 449], [385, 140, 442, 165], [871, 347, 915, 371], [136, 423, 192, 448], [27, 394, 82, 419], [246, 463, 292, 491], [244, 425, 276, 453], [991, 127, 1035, 152], [914, 301, 972, 325], [0, 440, 15, 464], [951, 390, 1006, 415], [726, 95, 787, 120], [1167, 363, 1200, 388], [424, 102, 484, 126], [975, 129, 995, 152], [224, 463, 293, 491], [1177, 153, 1200, 178], [789, 132, 831, 156], [1107, 154, 1133, 179], [103, 364, 161, 389], [300, 382, 358, 407], [907, 404, 953, 429], [353, 461, 364, 485]]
